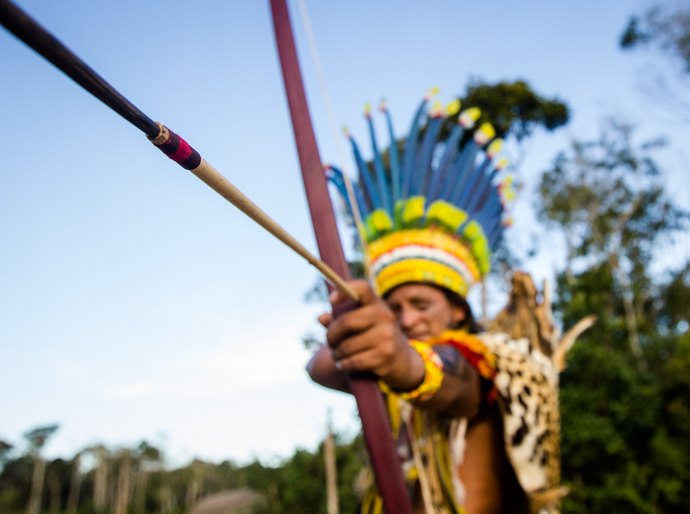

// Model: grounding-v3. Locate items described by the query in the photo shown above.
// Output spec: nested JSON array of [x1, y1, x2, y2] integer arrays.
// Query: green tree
[[620, 2, 690, 119], [620, 3, 690, 72], [65, 451, 84, 514], [538, 119, 687, 367], [0, 440, 13, 470], [459, 79, 569, 141], [24, 424, 59, 514], [132, 441, 164, 513], [89, 445, 109, 513], [0, 455, 33, 514], [537, 120, 690, 513]]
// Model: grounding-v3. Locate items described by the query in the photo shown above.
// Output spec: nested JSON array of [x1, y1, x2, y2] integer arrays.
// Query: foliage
[[0, 440, 13, 469], [248, 434, 365, 514], [538, 119, 685, 265], [538, 117, 690, 513], [620, 2, 690, 120], [0, 455, 33, 512], [458, 79, 570, 140], [557, 265, 690, 514], [0, 431, 366, 514], [538, 118, 688, 362], [620, 2, 690, 73], [23, 424, 60, 457]]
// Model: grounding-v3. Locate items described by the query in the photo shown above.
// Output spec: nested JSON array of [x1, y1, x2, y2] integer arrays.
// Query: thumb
[[318, 312, 332, 327]]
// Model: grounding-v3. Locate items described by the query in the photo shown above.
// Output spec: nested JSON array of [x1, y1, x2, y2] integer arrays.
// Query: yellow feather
[[463, 220, 484, 241], [427, 200, 467, 231], [402, 197, 426, 225], [369, 209, 393, 233], [446, 99, 461, 117], [475, 122, 495, 145], [430, 100, 444, 117], [487, 138, 503, 157]]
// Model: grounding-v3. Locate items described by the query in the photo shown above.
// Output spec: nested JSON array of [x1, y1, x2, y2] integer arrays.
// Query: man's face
[[385, 283, 466, 342]]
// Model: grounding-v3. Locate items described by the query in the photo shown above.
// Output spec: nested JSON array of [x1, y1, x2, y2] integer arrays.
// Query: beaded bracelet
[[381, 340, 445, 401]]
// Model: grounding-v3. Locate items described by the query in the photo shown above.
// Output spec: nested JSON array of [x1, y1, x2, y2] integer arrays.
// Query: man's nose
[[399, 307, 420, 330]]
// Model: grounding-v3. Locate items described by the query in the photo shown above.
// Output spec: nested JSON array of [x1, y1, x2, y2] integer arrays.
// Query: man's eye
[[413, 302, 430, 311]]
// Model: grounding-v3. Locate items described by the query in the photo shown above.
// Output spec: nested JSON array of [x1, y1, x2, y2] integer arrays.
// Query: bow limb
[[268, 1, 413, 512]]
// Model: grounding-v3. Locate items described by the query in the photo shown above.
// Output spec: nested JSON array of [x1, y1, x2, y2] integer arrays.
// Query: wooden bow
[[268, 1, 412, 512]]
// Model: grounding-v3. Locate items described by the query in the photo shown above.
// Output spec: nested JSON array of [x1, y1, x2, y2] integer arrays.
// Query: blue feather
[[413, 115, 444, 196], [366, 112, 392, 217], [400, 97, 429, 197], [381, 105, 401, 205]]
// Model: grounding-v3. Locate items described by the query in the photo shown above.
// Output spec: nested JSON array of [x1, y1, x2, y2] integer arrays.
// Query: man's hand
[[321, 281, 426, 392]]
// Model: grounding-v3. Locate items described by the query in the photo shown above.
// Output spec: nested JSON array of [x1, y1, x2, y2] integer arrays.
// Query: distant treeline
[[0, 430, 366, 514]]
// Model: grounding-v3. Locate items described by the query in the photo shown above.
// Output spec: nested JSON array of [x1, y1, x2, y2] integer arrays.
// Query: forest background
[[1, 1, 689, 514]]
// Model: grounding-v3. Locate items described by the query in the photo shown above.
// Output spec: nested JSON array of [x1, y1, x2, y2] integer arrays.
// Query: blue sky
[[1, 0, 688, 466]]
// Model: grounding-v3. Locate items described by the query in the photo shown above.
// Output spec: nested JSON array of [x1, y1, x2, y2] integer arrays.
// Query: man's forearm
[[411, 344, 482, 418], [306, 344, 350, 392]]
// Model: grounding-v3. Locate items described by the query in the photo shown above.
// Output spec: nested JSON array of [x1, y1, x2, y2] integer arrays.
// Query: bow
[[268, 1, 412, 512]]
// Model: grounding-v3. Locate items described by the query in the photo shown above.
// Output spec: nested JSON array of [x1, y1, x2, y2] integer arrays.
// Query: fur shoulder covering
[[479, 332, 562, 511]]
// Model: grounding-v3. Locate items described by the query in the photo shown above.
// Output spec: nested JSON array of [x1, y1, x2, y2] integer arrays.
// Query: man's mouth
[[406, 330, 429, 341]]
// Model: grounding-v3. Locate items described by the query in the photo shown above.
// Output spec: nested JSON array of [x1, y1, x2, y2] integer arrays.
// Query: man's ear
[[451, 303, 467, 326]]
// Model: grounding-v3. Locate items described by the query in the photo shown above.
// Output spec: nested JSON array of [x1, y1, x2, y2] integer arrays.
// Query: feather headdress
[[327, 89, 514, 297]]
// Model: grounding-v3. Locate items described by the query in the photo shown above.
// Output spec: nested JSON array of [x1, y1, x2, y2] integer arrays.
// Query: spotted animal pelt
[[479, 332, 563, 514]]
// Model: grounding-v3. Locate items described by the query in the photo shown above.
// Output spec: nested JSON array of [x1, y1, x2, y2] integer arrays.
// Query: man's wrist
[[383, 340, 445, 401]]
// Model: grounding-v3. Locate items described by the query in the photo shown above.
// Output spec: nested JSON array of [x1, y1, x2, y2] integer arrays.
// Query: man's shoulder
[[479, 331, 558, 382], [476, 330, 562, 495]]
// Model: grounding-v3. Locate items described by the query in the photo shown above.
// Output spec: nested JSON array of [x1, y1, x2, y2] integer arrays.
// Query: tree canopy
[[620, 3, 690, 73], [537, 118, 690, 513], [459, 79, 570, 140]]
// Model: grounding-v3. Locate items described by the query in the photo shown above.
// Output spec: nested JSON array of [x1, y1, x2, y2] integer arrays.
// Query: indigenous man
[[307, 94, 564, 514]]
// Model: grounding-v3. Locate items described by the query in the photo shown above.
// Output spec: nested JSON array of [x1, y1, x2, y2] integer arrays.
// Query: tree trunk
[[185, 480, 201, 510], [607, 194, 647, 370], [66, 454, 82, 513], [158, 486, 175, 514], [133, 469, 149, 513], [324, 431, 339, 514], [266, 483, 281, 513], [607, 252, 646, 371], [47, 471, 61, 512], [185, 461, 204, 509], [617, 271, 647, 370], [93, 447, 108, 512], [26, 457, 46, 514], [115, 451, 131, 514]]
